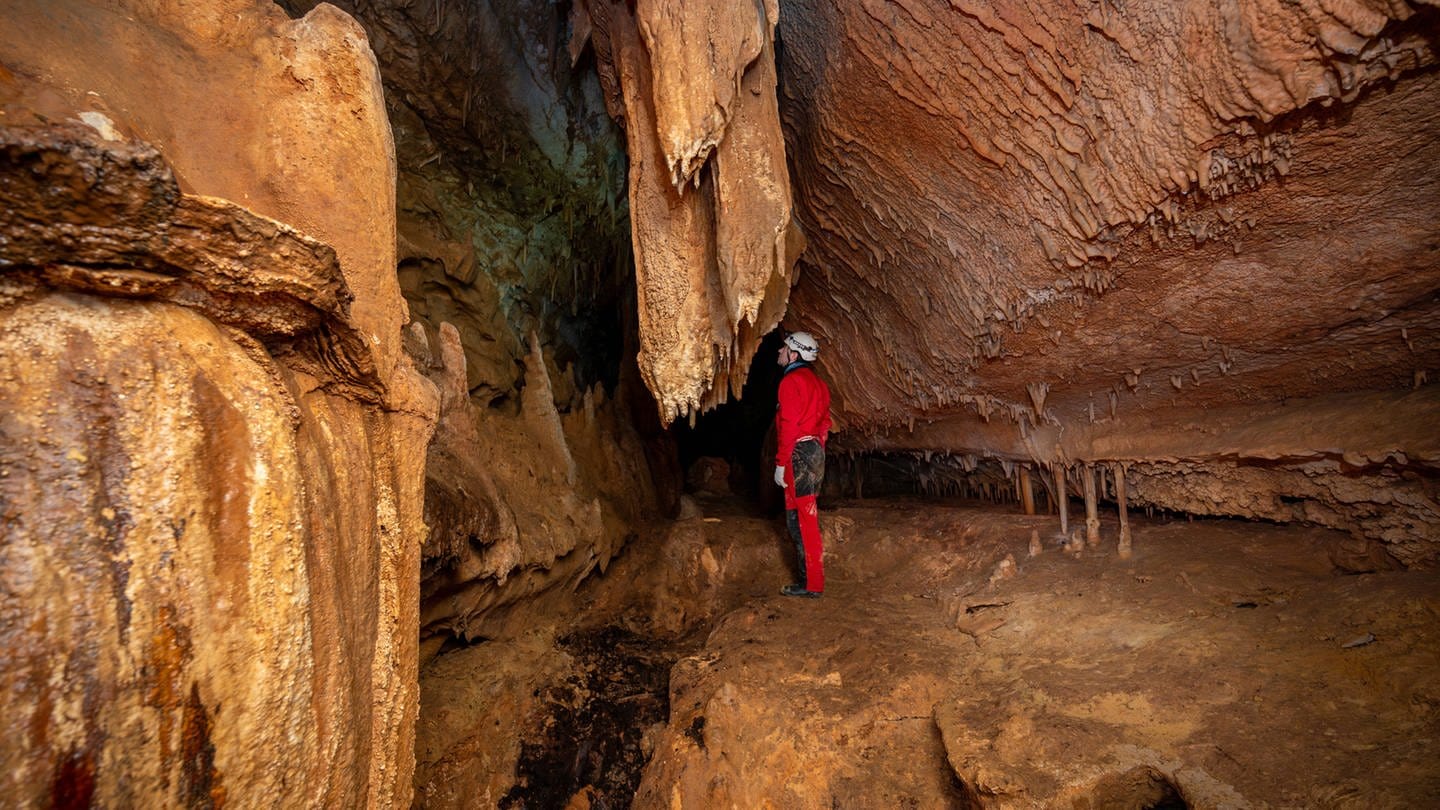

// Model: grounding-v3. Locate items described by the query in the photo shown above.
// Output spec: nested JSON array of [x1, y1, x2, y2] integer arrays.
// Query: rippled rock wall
[[775, 0, 1440, 561]]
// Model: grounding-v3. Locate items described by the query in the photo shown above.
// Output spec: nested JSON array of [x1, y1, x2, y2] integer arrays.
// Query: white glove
[[774, 465, 786, 488]]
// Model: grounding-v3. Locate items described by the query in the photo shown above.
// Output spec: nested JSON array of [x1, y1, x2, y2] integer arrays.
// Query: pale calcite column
[[578, 0, 805, 422]]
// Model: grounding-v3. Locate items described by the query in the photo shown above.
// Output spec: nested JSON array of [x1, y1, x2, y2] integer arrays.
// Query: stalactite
[[1083, 463, 1100, 549], [1053, 462, 1069, 537], [1114, 462, 1132, 559]]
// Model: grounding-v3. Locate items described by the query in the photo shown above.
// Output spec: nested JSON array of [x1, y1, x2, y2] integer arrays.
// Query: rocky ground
[[415, 495, 1440, 808]]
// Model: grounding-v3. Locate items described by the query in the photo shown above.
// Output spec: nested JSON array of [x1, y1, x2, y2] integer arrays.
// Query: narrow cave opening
[[670, 329, 789, 505]]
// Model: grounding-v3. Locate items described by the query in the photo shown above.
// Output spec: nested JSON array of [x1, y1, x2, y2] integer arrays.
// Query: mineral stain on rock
[[193, 371, 252, 613], [50, 746, 97, 810], [180, 682, 226, 809]]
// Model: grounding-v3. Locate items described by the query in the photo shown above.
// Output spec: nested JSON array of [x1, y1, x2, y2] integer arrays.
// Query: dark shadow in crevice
[[499, 626, 684, 809]]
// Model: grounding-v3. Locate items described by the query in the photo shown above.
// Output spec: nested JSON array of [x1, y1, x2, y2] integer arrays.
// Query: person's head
[[777, 331, 819, 366]]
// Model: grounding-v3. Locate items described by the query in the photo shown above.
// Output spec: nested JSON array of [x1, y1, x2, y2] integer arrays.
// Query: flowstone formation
[[1, 2, 435, 805], [775, 0, 1440, 562], [575, 0, 807, 422], [409, 320, 662, 659]]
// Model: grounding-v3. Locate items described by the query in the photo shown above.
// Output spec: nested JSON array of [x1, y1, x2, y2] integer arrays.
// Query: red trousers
[[783, 439, 825, 592]]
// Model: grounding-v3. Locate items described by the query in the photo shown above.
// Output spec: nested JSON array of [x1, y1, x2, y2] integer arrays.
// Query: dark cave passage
[[670, 329, 788, 505]]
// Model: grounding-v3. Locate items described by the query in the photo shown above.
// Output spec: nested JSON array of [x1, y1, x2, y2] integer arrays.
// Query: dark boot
[[780, 583, 822, 598]]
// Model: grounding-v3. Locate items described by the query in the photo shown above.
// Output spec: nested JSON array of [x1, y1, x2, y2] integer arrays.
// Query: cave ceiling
[[294, 0, 1438, 458], [776, 0, 1440, 456]]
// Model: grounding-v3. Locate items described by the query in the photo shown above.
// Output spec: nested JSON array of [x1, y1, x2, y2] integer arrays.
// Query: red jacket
[[775, 364, 831, 466]]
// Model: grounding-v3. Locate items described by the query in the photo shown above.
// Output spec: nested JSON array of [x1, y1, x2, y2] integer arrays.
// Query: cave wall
[[768, 0, 1440, 559], [279, 0, 633, 404], [270, 0, 678, 661], [0, 2, 435, 805], [408, 319, 662, 658]]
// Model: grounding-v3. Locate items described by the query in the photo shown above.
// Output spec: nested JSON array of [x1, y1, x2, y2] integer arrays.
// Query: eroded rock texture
[[578, 0, 805, 421], [782, 0, 1439, 426], [776, 0, 1440, 559], [274, 0, 677, 666], [1, 3, 434, 805], [409, 320, 660, 658], [278, 0, 638, 422]]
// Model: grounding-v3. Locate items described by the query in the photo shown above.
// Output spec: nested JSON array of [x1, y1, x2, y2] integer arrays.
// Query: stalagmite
[[1113, 462, 1132, 559], [1053, 463, 1069, 537], [1083, 463, 1101, 549], [1029, 528, 1043, 557], [1019, 466, 1036, 515]]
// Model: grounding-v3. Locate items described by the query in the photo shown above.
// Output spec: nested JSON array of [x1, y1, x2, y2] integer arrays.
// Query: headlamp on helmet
[[783, 331, 819, 362]]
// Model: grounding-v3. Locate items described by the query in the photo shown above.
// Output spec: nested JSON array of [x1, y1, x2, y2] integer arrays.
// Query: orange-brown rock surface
[[411, 495, 1440, 807], [578, 0, 805, 421], [1, 2, 435, 805], [762, 0, 1440, 562], [779, 0, 1439, 435], [272, 0, 679, 678], [5, 0, 1440, 805], [410, 319, 662, 658], [630, 505, 1440, 807]]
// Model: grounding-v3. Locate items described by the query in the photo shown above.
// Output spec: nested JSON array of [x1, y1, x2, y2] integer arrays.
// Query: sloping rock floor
[[415, 496, 1440, 809]]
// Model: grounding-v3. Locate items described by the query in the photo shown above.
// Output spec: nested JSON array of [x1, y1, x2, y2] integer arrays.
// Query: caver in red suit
[[772, 331, 832, 597]]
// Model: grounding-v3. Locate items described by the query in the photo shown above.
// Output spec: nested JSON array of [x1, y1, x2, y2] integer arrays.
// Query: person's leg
[[785, 508, 806, 585], [791, 441, 826, 593]]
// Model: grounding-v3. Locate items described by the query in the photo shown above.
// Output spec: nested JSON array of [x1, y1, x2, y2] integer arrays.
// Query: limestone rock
[[0, 2, 435, 805], [685, 457, 733, 495], [777, 0, 1440, 449], [413, 321, 661, 653], [580, 0, 803, 422]]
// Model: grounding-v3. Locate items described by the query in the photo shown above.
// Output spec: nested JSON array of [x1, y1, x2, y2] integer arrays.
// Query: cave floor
[[415, 497, 1440, 809]]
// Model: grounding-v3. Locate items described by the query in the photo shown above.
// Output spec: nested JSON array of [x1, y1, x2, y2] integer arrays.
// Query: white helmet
[[784, 331, 819, 362]]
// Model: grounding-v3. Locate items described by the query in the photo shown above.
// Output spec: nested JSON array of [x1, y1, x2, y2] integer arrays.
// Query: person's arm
[[775, 375, 802, 467], [818, 384, 833, 446]]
